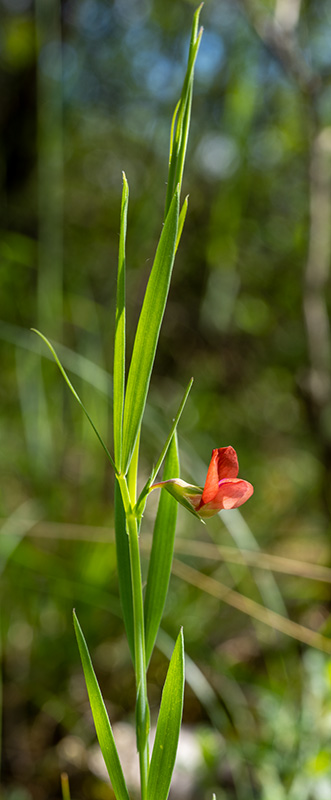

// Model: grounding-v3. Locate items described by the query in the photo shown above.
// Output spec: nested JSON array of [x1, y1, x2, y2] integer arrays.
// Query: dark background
[[1, 0, 331, 798]]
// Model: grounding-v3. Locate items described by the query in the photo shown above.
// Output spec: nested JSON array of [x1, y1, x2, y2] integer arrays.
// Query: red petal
[[214, 478, 253, 510], [201, 446, 239, 505], [201, 449, 221, 505], [216, 446, 239, 480]]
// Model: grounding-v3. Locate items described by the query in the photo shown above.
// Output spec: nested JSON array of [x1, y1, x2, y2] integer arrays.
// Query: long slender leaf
[[127, 427, 140, 506], [114, 479, 135, 664], [165, 5, 203, 216], [173, 29, 202, 191], [175, 196, 189, 253], [73, 611, 130, 800], [147, 629, 185, 800], [32, 329, 116, 471], [113, 173, 128, 471], [121, 187, 180, 474], [144, 435, 180, 666], [169, 100, 180, 163]]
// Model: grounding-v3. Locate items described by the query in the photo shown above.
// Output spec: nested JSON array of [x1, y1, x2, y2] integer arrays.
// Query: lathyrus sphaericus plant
[[33, 7, 253, 800]]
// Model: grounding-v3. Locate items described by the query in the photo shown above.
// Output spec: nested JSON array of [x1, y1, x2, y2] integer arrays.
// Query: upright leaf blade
[[176, 196, 189, 254], [114, 479, 135, 664], [147, 629, 185, 800], [121, 187, 180, 474], [73, 611, 130, 800], [165, 4, 203, 216], [144, 435, 179, 666], [113, 172, 129, 471]]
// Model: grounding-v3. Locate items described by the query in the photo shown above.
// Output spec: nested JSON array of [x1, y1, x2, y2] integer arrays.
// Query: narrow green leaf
[[135, 377, 193, 518], [113, 173, 128, 471], [165, 5, 203, 216], [147, 629, 185, 800], [32, 329, 116, 472], [114, 479, 135, 664], [173, 26, 203, 193], [127, 427, 140, 506], [144, 435, 179, 666], [169, 100, 180, 162], [175, 196, 189, 254], [121, 187, 180, 474], [73, 611, 130, 800]]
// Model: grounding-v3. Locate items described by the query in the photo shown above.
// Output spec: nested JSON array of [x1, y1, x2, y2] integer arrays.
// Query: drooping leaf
[[113, 172, 129, 472], [114, 479, 135, 664], [121, 187, 179, 474], [73, 611, 130, 800], [144, 435, 179, 666], [147, 628, 185, 800], [32, 330, 116, 471]]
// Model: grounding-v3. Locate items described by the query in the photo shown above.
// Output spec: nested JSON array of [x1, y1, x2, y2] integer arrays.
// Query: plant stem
[[117, 475, 149, 799]]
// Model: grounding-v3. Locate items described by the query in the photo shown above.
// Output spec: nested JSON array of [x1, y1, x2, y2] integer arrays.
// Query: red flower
[[152, 446, 253, 519]]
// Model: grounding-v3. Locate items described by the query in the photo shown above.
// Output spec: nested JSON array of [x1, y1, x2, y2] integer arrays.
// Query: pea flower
[[152, 446, 253, 519]]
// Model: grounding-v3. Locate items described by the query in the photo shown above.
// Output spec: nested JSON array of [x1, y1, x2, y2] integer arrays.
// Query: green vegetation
[[1, 1, 331, 798]]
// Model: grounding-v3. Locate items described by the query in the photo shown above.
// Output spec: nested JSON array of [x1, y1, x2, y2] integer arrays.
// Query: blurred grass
[[1, 0, 331, 798]]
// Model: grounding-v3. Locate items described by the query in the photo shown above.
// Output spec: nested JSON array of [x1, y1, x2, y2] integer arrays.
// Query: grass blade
[[157, 628, 228, 731], [165, 5, 203, 216], [32, 329, 116, 472], [147, 628, 185, 800], [176, 196, 189, 253], [144, 435, 179, 666], [73, 611, 130, 800], [121, 187, 180, 474], [114, 479, 135, 664], [113, 173, 129, 471], [127, 427, 140, 505]]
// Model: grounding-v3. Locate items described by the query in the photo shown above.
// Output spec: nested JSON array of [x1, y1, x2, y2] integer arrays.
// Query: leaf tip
[[31, 327, 42, 338]]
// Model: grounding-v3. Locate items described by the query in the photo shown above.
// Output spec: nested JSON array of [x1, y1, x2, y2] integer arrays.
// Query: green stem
[[117, 475, 149, 799]]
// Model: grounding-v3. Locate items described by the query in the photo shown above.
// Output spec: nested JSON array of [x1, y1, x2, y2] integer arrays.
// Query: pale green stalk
[[117, 474, 150, 799], [60, 773, 71, 800]]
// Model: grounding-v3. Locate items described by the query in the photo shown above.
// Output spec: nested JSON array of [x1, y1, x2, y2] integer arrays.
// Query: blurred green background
[[1, 0, 331, 798]]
